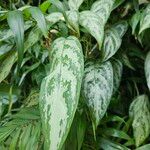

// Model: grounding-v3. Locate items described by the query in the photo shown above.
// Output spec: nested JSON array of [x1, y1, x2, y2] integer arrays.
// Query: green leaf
[[68, 0, 84, 10], [91, 0, 114, 25], [102, 128, 131, 140], [0, 51, 17, 83], [136, 144, 150, 150], [113, 21, 128, 38], [111, 58, 123, 94], [39, 36, 84, 150], [129, 95, 150, 147], [9, 128, 21, 150], [145, 51, 150, 91], [113, 0, 125, 10], [130, 11, 141, 35], [79, 11, 104, 49], [99, 138, 129, 150], [49, 0, 65, 13], [46, 12, 64, 25], [101, 27, 121, 61], [82, 61, 113, 129], [139, 4, 150, 34], [0, 43, 13, 57], [28, 7, 48, 37], [7, 10, 24, 70], [39, 0, 51, 13], [66, 10, 80, 35]]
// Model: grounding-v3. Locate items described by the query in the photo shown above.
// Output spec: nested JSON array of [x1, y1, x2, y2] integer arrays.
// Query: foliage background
[[0, 0, 150, 149]]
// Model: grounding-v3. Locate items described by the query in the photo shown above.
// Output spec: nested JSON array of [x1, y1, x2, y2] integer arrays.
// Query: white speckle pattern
[[39, 36, 84, 150], [82, 61, 113, 128], [145, 51, 150, 91]]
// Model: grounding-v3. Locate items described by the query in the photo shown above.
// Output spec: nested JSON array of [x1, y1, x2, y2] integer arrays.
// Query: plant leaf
[[99, 137, 129, 150], [129, 95, 150, 147], [101, 21, 128, 61], [145, 51, 150, 91], [0, 51, 17, 83], [79, 11, 104, 49], [136, 144, 150, 150], [7, 10, 24, 70], [130, 11, 141, 35], [91, 0, 114, 25], [68, 0, 84, 10], [102, 128, 131, 140], [46, 12, 64, 25], [82, 60, 113, 129], [139, 4, 150, 34], [39, 36, 84, 150], [66, 10, 79, 35], [28, 7, 48, 37], [111, 58, 123, 94]]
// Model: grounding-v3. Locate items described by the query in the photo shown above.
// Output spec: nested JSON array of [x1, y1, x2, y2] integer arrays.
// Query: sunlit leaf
[[68, 0, 84, 10], [129, 95, 150, 147], [79, 11, 104, 49], [39, 36, 84, 150]]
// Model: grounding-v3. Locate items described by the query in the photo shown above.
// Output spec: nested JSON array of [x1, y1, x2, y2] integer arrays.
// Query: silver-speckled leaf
[[111, 59, 123, 94], [139, 4, 150, 34], [68, 0, 84, 10], [91, 0, 114, 25], [129, 95, 150, 147], [82, 61, 113, 128], [66, 11, 79, 35], [145, 51, 150, 91], [39, 36, 84, 150], [113, 21, 128, 38], [46, 12, 64, 24], [79, 11, 104, 49], [101, 21, 128, 61]]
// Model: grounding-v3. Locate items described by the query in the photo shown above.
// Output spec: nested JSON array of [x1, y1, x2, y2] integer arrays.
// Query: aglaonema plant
[[0, 0, 150, 150]]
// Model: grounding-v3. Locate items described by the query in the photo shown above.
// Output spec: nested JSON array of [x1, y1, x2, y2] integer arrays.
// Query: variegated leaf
[[113, 21, 128, 38], [139, 4, 150, 34], [79, 11, 104, 49], [68, 0, 84, 10], [46, 12, 64, 24], [39, 36, 84, 150], [91, 0, 115, 25], [66, 11, 80, 35], [101, 21, 128, 61], [111, 59, 123, 94], [129, 95, 150, 147], [145, 51, 150, 91], [82, 61, 113, 128]]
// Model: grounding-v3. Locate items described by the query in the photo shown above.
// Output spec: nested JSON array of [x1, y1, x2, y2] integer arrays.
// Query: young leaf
[[82, 61, 113, 129], [111, 58, 123, 94], [66, 11, 79, 35], [79, 11, 104, 49], [145, 51, 150, 91], [68, 0, 84, 10], [139, 4, 150, 34], [91, 0, 115, 25], [129, 95, 150, 147], [39, 36, 84, 150], [28, 7, 48, 37], [7, 10, 24, 70]]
